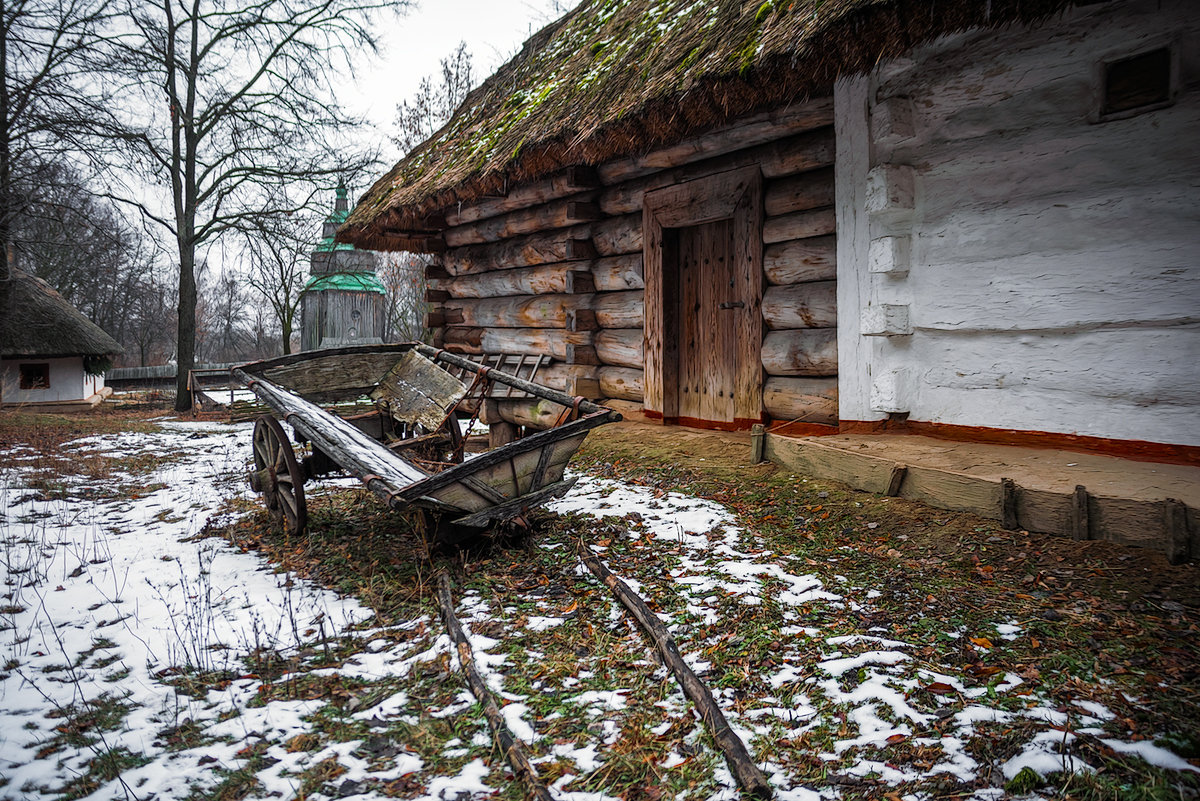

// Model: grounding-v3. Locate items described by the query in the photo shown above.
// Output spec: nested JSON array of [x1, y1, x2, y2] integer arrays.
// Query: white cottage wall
[[836, 0, 1200, 447], [0, 357, 99, 404]]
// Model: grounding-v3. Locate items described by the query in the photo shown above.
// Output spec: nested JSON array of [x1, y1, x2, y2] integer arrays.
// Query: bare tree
[[105, 0, 405, 410], [391, 40, 474, 155], [376, 250, 428, 342], [0, 0, 116, 282], [244, 214, 312, 356]]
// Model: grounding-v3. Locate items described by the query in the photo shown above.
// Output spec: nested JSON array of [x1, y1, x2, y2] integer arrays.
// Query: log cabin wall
[[836, 0, 1200, 449], [426, 96, 839, 429]]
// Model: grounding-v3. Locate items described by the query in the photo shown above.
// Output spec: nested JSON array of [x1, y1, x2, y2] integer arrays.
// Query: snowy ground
[[0, 421, 1195, 799]]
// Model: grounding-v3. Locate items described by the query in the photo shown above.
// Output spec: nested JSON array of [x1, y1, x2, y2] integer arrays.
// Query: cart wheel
[[251, 416, 307, 534]]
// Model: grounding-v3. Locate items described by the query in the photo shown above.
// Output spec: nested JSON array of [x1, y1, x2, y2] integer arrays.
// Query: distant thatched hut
[[339, 0, 1197, 466], [1, 268, 123, 408]]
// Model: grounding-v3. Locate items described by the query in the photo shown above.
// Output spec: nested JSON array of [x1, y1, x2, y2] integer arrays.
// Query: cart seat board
[[370, 350, 467, 430]]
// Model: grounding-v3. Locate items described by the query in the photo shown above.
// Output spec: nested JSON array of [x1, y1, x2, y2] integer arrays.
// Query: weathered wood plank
[[763, 207, 836, 244], [595, 328, 643, 368], [443, 193, 600, 247], [762, 281, 838, 330], [599, 366, 643, 402], [597, 96, 833, 184], [764, 235, 837, 285], [762, 377, 837, 424], [764, 166, 836, 216], [599, 127, 836, 216], [444, 166, 599, 226], [592, 253, 644, 291], [592, 290, 644, 328], [761, 329, 838, 376], [445, 294, 585, 328]]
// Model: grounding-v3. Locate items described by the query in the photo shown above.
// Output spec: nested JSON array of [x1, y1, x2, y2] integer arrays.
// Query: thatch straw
[[0, 268, 123, 359], [341, 0, 1073, 251]]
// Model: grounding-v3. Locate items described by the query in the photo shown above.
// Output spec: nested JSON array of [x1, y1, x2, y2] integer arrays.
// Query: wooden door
[[644, 167, 764, 430], [677, 218, 736, 423]]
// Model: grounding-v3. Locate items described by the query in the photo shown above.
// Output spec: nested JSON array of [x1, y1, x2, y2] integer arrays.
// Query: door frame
[[642, 166, 764, 428]]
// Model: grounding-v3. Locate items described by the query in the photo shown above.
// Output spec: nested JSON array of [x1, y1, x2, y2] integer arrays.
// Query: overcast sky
[[345, 0, 578, 152]]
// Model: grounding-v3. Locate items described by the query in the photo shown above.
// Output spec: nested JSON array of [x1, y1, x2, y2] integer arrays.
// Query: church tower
[[299, 181, 387, 350]]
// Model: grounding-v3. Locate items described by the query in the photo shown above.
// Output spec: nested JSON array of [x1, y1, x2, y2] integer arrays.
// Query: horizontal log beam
[[441, 326, 593, 361], [599, 366, 643, 402], [764, 166, 835, 216], [762, 281, 837, 330], [443, 216, 638, 275], [598, 127, 836, 216], [445, 166, 599, 227], [446, 294, 584, 328], [764, 236, 836, 285], [595, 328, 644, 369], [597, 97, 833, 185], [444, 193, 602, 247], [592, 254, 644, 291], [763, 377, 838, 424], [763, 207, 836, 244], [762, 329, 837, 376], [480, 397, 569, 430], [432, 263, 588, 298], [592, 290, 644, 329]]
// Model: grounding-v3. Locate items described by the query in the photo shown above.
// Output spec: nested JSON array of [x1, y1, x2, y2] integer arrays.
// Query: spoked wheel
[[250, 415, 307, 534]]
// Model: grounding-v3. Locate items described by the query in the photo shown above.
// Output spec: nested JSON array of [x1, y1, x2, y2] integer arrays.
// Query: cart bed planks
[[234, 343, 621, 535]]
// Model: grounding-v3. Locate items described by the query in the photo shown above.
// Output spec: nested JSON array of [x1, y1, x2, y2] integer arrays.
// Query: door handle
[[719, 301, 744, 310]]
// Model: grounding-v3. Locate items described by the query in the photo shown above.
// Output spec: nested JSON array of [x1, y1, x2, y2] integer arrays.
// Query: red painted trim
[[838, 419, 1200, 467], [768, 421, 839, 438], [673, 416, 762, 432], [644, 409, 664, 421]]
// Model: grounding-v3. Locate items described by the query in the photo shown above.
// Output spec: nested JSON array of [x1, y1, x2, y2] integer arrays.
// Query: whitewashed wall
[[0, 357, 101, 404], [835, 0, 1200, 446]]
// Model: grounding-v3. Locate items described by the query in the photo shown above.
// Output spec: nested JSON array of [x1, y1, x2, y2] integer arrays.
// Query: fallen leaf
[[925, 681, 957, 695], [970, 637, 994, 649]]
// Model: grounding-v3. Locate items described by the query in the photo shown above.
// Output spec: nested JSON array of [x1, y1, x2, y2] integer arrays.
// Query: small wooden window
[[19, 363, 50, 390], [1101, 47, 1174, 120]]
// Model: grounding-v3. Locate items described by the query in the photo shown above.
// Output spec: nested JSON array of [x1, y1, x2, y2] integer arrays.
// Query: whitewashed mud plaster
[[0, 357, 103, 404], [835, 0, 1200, 446]]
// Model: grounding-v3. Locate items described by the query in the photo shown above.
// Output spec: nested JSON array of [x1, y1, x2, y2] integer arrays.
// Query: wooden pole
[[577, 544, 773, 799], [436, 571, 553, 801]]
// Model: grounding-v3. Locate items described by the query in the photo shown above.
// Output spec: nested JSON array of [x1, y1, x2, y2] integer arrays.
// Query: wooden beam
[[1164, 498, 1190, 565], [764, 167, 836, 216], [594, 328, 643, 369], [762, 281, 837, 330], [443, 192, 600, 247], [764, 236, 837, 286], [599, 366, 643, 402], [598, 95, 833, 184], [886, 464, 907, 497], [566, 308, 598, 332], [1001, 478, 1019, 530], [761, 329, 837, 376], [592, 290, 644, 329], [763, 207, 836, 244], [578, 545, 773, 799], [762, 377, 837, 424], [598, 127, 836, 216], [445, 166, 600, 227], [1070, 485, 1090, 541], [436, 571, 554, 801]]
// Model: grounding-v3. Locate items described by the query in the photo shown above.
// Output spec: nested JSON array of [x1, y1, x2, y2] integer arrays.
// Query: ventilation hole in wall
[[1102, 47, 1173, 118]]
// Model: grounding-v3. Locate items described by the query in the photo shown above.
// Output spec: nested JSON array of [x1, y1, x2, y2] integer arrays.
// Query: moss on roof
[[342, 0, 1073, 251]]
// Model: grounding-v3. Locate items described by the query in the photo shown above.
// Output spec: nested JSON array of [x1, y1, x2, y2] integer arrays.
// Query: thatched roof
[[0, 268, 123, 359], [342, 0, 1073, 250]]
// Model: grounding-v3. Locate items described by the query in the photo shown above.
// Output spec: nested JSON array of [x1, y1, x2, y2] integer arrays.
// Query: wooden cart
[[233, 343, 621, 538]]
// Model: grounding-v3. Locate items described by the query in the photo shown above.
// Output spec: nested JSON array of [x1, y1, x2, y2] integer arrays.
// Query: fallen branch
[[435, 569, 553, 801], [577, 543, 774, 798]]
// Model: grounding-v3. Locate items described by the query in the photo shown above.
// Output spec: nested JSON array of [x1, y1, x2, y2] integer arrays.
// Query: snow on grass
[[2, 428, 1195, 799]]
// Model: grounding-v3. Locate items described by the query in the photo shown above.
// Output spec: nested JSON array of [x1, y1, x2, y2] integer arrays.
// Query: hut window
[[1100, 47, 1175, 120], [19, 363, 50, 389]]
